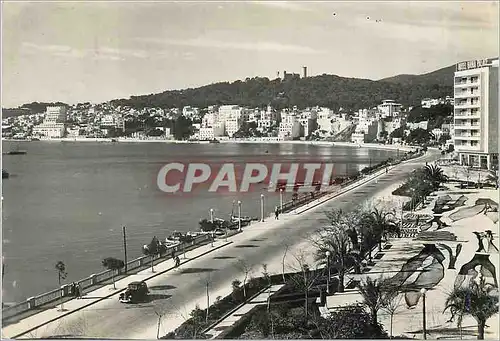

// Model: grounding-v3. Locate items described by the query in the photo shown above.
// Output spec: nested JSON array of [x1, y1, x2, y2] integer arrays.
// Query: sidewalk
[[1, 240, 232, 339]]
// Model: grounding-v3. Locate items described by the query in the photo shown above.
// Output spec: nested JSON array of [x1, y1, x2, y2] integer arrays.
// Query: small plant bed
[[161, 275, 284, 339], [236, 304, 388, 339]]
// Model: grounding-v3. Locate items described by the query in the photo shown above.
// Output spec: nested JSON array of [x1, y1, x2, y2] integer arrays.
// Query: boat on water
[[5, 144, 27, 155], [6, 150, 27, 155], [2, 169, 9, 179], [230, 215, 254, 224]]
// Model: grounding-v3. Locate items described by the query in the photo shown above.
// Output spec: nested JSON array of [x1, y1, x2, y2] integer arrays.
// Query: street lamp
[[280, 188, 284, 213], [237, 201, 242, 232], [420, 288, 427, 340], [325, 251, 331, 294], [260, 194, 265, 222]]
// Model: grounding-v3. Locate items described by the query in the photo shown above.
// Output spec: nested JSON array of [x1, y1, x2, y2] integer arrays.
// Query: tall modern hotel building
[[453, 57, 499, 170]]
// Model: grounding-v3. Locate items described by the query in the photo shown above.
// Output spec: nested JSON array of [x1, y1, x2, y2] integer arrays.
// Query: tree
[[289, 251, 322, 322], [443, 278, 498, 340], [55, 261, 68, 311], [423, 164, 448, 190], [281, 241, 290, 284], [143, 236, 161, 273], [235, 259, 253, 299], [102, 257, 125, 289], [357, 276, 386, 327], [312, 209, 361, 293], [173, 115, 193, 140], [314, 304, 388, 339], [365, 208, 398, 252], [406, 128, 432, 145], [439, 133, 451, 144], [390, 127, 405, 139], [381, 283, 404, 339]]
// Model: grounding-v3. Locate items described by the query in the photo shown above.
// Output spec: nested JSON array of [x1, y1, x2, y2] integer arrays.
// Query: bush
[[315, 305, 388, 339]]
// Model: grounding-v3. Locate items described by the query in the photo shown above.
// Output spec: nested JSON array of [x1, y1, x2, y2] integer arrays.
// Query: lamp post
[[260, 194, 265, 222], [210, 208, 214, 223], [280, 188, 284, 213], [325, 251, 331, 294], [237, 201, 242, 232], [420, 288, 427, 340]]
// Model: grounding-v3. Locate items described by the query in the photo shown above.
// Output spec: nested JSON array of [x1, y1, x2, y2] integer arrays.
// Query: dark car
[[119, 281, 149, 303]]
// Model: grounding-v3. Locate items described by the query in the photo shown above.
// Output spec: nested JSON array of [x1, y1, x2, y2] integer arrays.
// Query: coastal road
[[15, 152, 438, 339]]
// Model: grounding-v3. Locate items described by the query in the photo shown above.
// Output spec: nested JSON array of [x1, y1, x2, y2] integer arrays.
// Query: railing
[[2, 233, 211, 321]]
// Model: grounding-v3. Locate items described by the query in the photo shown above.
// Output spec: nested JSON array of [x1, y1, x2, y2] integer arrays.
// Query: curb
[[9, 241, 233, 339]]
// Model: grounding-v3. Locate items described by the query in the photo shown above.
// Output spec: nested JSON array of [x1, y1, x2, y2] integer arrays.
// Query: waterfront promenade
[[2, 152, 436, 339]]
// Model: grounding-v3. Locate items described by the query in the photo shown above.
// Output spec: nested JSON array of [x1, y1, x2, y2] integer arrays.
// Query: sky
[[2, 0, 499, 107]]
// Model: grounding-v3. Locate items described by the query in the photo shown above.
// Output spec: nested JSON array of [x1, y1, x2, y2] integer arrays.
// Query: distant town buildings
[[453, 57, 499, 170], [421, 96, 454, 108], [32, 106, 67, 138], [377, 100, 402, 118]]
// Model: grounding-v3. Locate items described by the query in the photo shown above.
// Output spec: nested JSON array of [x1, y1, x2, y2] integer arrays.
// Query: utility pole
[[123, 226, 128, 273]]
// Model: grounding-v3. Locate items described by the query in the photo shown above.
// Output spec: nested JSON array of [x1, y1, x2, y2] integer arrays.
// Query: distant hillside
[[111, 69, 453, 111], [380, 65, 455, 88], [6, 65, 455, 112], [2, 102, 67, 118]]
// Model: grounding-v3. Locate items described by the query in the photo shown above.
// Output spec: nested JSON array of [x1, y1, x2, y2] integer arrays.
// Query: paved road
[[19, 152, 438, 339]]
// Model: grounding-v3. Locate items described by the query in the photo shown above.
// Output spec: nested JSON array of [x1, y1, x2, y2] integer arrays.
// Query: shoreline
[[2, 137, 416, 152]]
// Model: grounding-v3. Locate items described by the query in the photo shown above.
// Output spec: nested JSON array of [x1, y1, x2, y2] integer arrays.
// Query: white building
[[32, 106, 67, 138], [351, 132, 365, 144], [377, 100, 402, 117], [278, 113, 301, 139], [407, 121, 429, 130], [454, 57, 499, 170], [225, 118, 241, 137], [421, 98, 442, 108], [101, 114, 125, 131], [199, 127, 215, 140]]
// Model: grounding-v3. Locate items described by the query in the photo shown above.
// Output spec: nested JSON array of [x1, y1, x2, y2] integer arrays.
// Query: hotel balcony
[[454, 124, 480, 130], [454, 91, 480, 99], [454, 80, 480, 88], [454, 110, 481, 119], [454, 101, 481, 109], [454, 134, 481, 140]]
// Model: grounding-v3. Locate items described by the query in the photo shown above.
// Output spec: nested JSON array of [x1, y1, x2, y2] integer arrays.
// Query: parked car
[[119, 281, 149, 303]]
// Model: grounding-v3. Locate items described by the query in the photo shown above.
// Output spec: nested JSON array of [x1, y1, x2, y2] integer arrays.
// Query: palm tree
[[443, 278, 498, 340], [142, 236, 160, 272], [55, 261, 67, 311], [424, 164, 448, 190], [102, 257, 125, 289], [366, 208, 398, 252], [357, 276, 386, 327]]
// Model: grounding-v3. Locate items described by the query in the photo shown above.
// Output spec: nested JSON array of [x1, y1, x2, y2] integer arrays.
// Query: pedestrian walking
[[275, 206, 279, 220], [386, 167, 388, 173], [71, 282, 76, 297], [171, 250, 175, 260], [175, 256, 180, 267], [75, 283, 81, 299]]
